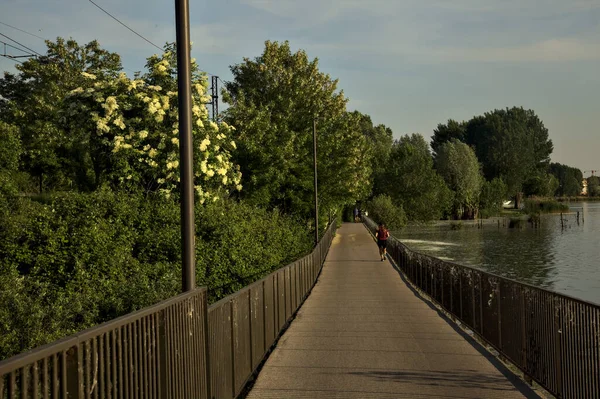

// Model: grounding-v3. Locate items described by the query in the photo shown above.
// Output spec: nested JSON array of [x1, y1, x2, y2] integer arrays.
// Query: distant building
[[582, 179, 588, 196]]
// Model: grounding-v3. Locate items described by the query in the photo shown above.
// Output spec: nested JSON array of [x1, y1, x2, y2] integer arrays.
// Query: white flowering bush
[[65, 45, 242, 203]]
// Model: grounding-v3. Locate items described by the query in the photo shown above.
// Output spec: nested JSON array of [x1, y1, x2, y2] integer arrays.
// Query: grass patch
[[524, 198, 569, 214]]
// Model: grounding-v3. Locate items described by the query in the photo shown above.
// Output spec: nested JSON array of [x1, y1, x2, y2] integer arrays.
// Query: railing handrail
[[0, 287, 207, 374], [365, 216, 600, 309]]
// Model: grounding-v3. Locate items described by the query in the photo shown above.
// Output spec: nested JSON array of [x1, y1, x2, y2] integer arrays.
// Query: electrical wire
[[0, 32, 42, 56], [0, 11, 222, 79], [87, 0, 163, 52], [0, 20, 46, 41]]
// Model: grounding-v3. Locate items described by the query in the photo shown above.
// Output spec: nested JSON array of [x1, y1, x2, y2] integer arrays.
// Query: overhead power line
[[87, 0, 163, 52], [0, 20, 46, 41], [0, 32, 42, 56]]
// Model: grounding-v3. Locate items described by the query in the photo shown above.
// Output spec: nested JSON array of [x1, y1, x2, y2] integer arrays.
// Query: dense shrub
[[195, 199, 313, 301], [367, 194, 406, 229], [0, 190, 312, 360]]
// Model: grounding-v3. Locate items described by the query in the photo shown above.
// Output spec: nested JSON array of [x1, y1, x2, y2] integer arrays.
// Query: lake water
[[392, 202, 600, 305]]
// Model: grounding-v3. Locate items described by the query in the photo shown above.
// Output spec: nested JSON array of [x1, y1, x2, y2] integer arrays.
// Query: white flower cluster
[[66, 51, 243, 202]]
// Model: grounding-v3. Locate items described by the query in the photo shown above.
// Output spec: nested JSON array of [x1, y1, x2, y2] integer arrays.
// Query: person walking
[[376, 223, 389, 261], [353, 207, 359, 222]]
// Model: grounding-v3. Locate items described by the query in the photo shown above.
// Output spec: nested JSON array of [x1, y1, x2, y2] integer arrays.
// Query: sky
[[2, 0, 599, 175]]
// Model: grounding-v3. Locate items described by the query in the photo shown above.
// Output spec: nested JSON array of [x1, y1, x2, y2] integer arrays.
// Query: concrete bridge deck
[[246, 223, 539, 398]]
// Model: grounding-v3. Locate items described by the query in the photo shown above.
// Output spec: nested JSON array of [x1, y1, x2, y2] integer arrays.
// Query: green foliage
[[0, 190, 312, 360], [522, 173, 559, 197], [223, 40, 370, 220], [523, 198, 569, 214], [479, 178, 508, 217], [195, 199, 313, 301], [352, 111, 394, 194], [431, 107, 553, 201], [431, 119, 466, 159], [0, 122, 22, 196], [550, 163, 583, 197], [435, 139, 482, 219], [0, 38, 123, 192], [377, 134, 452, 221], [367, 194, 406, 229], [587, 176, 600, 197]]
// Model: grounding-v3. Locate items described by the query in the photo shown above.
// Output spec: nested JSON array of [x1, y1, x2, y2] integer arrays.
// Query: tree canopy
[[435, 139, 483, 219], [377, 134, 452, 221], [550, 163, 583, 197], [431, 107, 553, 205], [0, 38, 123, 192], [223, 40, 371, 220]]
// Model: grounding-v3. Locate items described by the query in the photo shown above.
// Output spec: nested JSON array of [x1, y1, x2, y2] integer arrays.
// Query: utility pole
[[210, 75, 219, 121], [175, 0, 195, 292], [313, 118, 319, 245]]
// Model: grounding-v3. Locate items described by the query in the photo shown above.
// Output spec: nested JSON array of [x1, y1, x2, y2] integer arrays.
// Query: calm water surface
[[392, 202, 600, 305]]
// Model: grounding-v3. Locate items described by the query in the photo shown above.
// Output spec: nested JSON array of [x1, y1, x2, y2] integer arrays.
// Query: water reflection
[[392, 202, 600, 305]]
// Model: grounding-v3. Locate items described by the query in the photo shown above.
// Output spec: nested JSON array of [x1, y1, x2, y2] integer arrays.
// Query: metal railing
[[0, 289, 209, 399], [207, 220, 336, 398], [0, 220, 336, 399], [364, 217, 600, 399]]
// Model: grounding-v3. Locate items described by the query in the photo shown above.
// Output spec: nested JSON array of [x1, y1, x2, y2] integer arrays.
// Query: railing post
[[497, 280, 502, 350], [553, 296, 563, 397], [479, 274, 484, 336], [202, 291, 212, 399], [459, 270, 463, 321], [472, 273, 476, 332], [66, 345, 81, 399]]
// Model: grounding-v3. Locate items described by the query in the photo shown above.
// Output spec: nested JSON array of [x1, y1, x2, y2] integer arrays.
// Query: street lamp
[[313, 117, 318, 245], [174, 0, 195, 292]]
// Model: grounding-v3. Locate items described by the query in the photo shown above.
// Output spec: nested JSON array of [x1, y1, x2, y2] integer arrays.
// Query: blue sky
[[2, 0, 599, 174]]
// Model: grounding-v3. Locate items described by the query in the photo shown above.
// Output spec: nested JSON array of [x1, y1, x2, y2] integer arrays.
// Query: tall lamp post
[[313, 117, 319, 245], [175, 0, 195, 292]]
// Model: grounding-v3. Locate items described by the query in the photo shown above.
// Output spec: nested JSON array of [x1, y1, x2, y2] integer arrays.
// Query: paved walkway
[[246, 223, 539, 399]]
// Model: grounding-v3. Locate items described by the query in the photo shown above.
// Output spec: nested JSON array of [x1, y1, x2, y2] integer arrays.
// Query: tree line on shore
[[0, 38, 590, 359]]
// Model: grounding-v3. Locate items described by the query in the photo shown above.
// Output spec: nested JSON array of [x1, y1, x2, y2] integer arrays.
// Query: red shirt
[[376, 228, 389, 240]]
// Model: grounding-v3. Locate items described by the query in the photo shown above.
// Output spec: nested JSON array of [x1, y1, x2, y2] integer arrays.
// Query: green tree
[[0, 38, 122, 192], [479, 178, 507, 216], [431, 107, 553, 208], [435, 139, 483, 219], [367, 194, 406, 229], [378, 134, 452, 221], [351, 111, 394, 195], [64, 44, 241, 201], [430, 119, 466, 159], [522, 173, 559, 197], [549, 163, 583, 197], [0, 122, 22, 196], [587, 176, 600, 197], [223, 40, 369, 219]]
